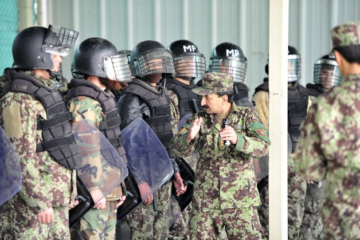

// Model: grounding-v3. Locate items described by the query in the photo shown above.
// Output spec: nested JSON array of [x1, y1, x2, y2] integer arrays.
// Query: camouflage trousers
[[299, 199, 324, 240], [169, 199, 192, 240], [0, 203, 70, 240], [190, 207, 263, 239], [127, 182, 171, 240], [320, 200, 360, 240], [74, 201, 118, 240]]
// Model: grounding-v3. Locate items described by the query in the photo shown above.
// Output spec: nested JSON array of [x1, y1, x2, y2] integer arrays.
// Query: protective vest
[[67, 78, 127, 161], [233, 82, 254, 107], [306, 83, 324, 98], [254, 79, 308, 152], [123, 78, 175, 158], [166, 77, 202, 119], [2, 69, 81, 169]]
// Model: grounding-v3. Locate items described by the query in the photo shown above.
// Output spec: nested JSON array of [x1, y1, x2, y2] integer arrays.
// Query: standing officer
[[166, 39, 206, 239], [117, 40, 187, 239], [299, 54, 343, 240], [295, 21, 360, 240], [172, 72, 270, 239], [67, 37, 129, 239], [0, 25, 80, 239]]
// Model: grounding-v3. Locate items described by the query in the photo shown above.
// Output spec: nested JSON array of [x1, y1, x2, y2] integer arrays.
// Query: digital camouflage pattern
[[192, 72, 233, 95], [295, 73, 360, 239], [127, 182, 172, 239], [67, 93, 123, 239], [172, 102, 269, 238], [331, 22, 360, 48], [74, 201, 118, 240], [0, 71, 76, 239]]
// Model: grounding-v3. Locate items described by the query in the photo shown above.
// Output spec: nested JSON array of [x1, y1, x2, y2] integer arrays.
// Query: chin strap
[[46, 69, 61, 80]]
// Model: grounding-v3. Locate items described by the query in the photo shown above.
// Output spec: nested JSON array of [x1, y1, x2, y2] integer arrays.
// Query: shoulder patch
[[255, 129, 265, 137], [177, 127, 188, 135]]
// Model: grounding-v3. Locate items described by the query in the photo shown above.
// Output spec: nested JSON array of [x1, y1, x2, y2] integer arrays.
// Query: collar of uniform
[[344, 73, 360, 82], [23, 70, 55, 88], [208, 103, 239, 128]]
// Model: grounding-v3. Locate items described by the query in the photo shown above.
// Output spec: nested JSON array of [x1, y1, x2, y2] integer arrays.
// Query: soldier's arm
[[117, 93, 144, 130], [294, 102, 327, 180], [252, 91, 269, 131], [236, 107, 270, 158], [172, 116, 199, 158], [2, 96, 51, 213], [169, 90, 180, 136]]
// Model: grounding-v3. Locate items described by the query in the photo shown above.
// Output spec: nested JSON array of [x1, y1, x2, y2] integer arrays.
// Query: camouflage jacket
[[295, 73, 360, 208], [67, 86, 123, 201], [0, 70, 77, 213], [172, 103, 270, 209]]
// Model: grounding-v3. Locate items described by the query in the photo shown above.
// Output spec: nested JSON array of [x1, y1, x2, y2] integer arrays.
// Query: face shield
[[208, 58, 247, 83], [42, 25, 79, 57], [104, 53, 132, 82], [313, 59, 342, 91], [133, 48, 175, 77], [173, 54, 206, 79], [288, 55, 301, 82]]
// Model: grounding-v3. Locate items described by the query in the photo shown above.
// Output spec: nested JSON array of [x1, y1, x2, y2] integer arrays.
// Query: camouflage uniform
[[295, 22, 360, 240], [252, 86, 308, 239], [68, 94, 123, 240], [0, 71, 77, 240], [172, 73, 270, 239]]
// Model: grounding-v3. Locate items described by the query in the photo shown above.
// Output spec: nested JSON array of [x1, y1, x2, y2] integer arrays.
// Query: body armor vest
[[233, 82, 254, 107], [165, 77, 202, 120], [67, 79, 127, 161], [254, 79, 308, 152], [306, 83, 324, 98], [2, 69, 81, 169], [123, 78, 175, 158]]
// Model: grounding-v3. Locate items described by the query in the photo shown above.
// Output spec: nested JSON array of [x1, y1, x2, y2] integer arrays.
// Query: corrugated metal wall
[[48, 0, 360, 95]]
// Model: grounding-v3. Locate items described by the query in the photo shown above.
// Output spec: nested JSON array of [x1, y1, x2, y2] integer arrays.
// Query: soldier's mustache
[[202, 105, 209, 109]]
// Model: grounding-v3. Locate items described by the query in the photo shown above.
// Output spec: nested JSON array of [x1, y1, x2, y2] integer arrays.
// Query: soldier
[[67, 37, 129, 239], [172, 72, 270, 239], [208, 42, 254, 107], [295, 21, 360, 239], [166, 39, 206, 239], [0, 25, 80, 239], [117, 40, 187, 239], [252, 46, 308, 239], [299, 54, 343, 240]]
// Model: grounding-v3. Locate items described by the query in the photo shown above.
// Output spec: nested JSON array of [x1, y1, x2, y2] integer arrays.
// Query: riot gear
[[208, 42, 247, 83], [313, 54, 342, 91], [288, 45, 301, 82], [168, 40, 206, 80], [130, 40, 175, 78], [72, 38, 131, 82], [12, 25, 78, 78]]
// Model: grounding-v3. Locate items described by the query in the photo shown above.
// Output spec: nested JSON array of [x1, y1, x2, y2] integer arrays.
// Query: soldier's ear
[[221, 95, 228, 103]]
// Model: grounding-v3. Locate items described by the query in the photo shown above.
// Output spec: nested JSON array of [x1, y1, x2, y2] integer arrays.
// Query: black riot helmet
[[313, 54, 342, 91], [167, 40, 206, 80], [287, 45, 301, 82], [118, 50, 135, 77], [12, 25, 78, 72], [208, 42, 247, 83], [130, 40, 175, 78], [72, 38, 131, 82]]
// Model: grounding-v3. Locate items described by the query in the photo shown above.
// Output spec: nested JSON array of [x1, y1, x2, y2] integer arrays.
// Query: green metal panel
[[0, 0, 18, 74]]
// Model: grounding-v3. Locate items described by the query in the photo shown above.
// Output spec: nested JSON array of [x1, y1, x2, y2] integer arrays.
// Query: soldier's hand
[[93, 197, 106, 209], [116, 196, 127, 208], [173, 172, 187, 196], [138, 182, 153, 205], [68, 199, 79, 210], [186, 117, 203, 143], [220, 126, 238, 145], [37, 207, 54, 224]]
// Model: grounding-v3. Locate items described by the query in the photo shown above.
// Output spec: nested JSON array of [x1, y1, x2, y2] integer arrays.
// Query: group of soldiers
[[0, 20, 359, 240]]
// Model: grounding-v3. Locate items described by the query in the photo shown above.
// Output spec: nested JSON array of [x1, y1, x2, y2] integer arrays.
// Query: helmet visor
[[208, 58, 247, 83], [42, 25, 79, 57], [174, 54, 206, 78], [104, 54, 132, 82], [135, 49, 175, 77], [288, 56, 301, 82], [314, 61, 342, 90]]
